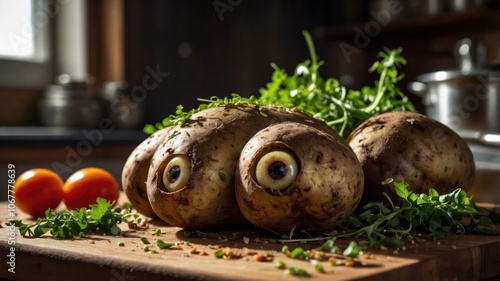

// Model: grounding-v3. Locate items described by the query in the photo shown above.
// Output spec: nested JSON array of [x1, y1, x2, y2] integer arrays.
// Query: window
[[0, 0, 52, 88]]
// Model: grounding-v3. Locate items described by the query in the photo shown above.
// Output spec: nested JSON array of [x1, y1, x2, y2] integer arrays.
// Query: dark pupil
[[168, 166, 181, 183], [268, 161, 287, 179]]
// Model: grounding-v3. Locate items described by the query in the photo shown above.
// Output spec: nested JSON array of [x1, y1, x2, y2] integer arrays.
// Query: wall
[[123, 1, 500, 123], [123, 0, 336, 125]]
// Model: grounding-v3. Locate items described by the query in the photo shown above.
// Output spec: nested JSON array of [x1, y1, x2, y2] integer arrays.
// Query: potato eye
[[162, 155, 191, 192], [255, 150, 298, 191]]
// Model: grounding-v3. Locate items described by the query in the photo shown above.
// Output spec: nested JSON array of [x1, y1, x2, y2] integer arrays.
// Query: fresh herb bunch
[[144, 30, 415, 137], [7, 198, 139, 239], [144, 94, 262, 135], [336, 180, 500, 247], [279, 181, 500, 247], [258, 31, 414, 137]]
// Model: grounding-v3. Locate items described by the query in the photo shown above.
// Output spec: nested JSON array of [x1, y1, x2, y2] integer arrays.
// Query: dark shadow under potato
[[347, 111, 475, 205]]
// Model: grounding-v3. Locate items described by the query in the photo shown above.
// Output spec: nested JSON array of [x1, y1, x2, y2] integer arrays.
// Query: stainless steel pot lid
[[414, 38, 495, 83], [43, 74, 95, 99], [414, 69, 491, 83], [456, 129, 500, 148]]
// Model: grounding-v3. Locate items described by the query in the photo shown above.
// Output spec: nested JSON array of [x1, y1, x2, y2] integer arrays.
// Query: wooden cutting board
[[1, 198, 499, 281]]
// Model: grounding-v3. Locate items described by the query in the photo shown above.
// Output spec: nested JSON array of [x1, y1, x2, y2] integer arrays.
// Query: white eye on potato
[[145, 105, 351, 230], [162, 155, 191, 192], [255, 149, 299, 192], [236, 122, 364, 233]]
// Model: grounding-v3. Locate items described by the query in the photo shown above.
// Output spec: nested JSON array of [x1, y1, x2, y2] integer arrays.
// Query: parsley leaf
[[6, 198, 137, 239]]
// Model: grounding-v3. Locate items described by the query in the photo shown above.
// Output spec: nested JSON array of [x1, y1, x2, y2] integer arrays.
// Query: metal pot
[[100, 81, 144, 129], [408, 37, 500, 147], [38, 74, 103, 128], [408, 69, 500, 133]]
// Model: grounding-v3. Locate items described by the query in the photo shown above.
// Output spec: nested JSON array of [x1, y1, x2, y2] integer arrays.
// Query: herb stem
[[302, 30, 318, 82], [361, 62, 388, 113]]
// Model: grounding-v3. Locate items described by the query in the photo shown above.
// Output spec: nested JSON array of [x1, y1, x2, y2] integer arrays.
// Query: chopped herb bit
[[214, 250, 225, 259], [117, 242, 125, 247], [315, 238, 340, 254], [218, 172, 226, 182], [154, 228, 162, 236], [281, 245, 289, 254], [274, 260, 286, 270], [343, 241, 361, 258], [140, 237, 151, 244], [183, 230, 206, 238], [287, 266, 308, 276], [157, 240, 175, 250], [290, 247, 305, 259], [314, 264, 325, 273]]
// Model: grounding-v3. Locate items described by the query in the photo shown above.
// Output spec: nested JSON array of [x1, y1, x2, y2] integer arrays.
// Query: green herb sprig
[[279, 181, 500, 247], [258, 31, 415, 137], [144, 94, 262, 135], [7, 198, 139, 239], [144, 30, 415, 137], [337, 181, 500, 247]]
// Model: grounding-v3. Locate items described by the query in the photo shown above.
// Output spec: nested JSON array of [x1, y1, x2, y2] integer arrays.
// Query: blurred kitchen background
[[0, 0, 499, 203]]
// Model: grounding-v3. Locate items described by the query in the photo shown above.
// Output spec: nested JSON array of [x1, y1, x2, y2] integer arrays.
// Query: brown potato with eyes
[[347, 111, 475, 205], [146, 104, 345, 229], [121, 127, 173, 218], [235, 122, 364, 233]]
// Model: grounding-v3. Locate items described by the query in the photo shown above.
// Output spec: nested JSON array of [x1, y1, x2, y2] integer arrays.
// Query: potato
[[146, 104, 344, 229], [347, 111, 475, 204], [122, 127, 173, 217], [235, 122, 364, 233]]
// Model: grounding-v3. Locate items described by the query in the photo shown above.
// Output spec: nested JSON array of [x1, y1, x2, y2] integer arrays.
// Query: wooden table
[[1, 199, 499, 281]]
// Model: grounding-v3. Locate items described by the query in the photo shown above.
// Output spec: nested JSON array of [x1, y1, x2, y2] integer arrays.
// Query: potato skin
[[147, 105, 344, 229], [122, 127, 172, 218], [347, 111, 475, 204], [236, 122, 364, 233]]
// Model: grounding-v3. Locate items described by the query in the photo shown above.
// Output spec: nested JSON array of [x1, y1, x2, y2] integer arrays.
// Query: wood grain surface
[[1, 197, 499, 281]]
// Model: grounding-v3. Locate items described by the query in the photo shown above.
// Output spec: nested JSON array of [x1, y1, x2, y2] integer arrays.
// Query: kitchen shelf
[[0, 126, 146, 146], [316, 8, 500, 39]]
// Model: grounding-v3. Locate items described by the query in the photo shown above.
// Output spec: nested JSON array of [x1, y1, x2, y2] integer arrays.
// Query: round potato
[[235, 122, 364, 233], [347, 111, 475, 205], [122, 127, 173, 217], [147, 104, 344, 229]]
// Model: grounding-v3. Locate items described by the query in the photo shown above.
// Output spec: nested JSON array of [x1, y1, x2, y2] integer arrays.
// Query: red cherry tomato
[[13, 168, 64, 218], [63, 167, 120, 210]]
